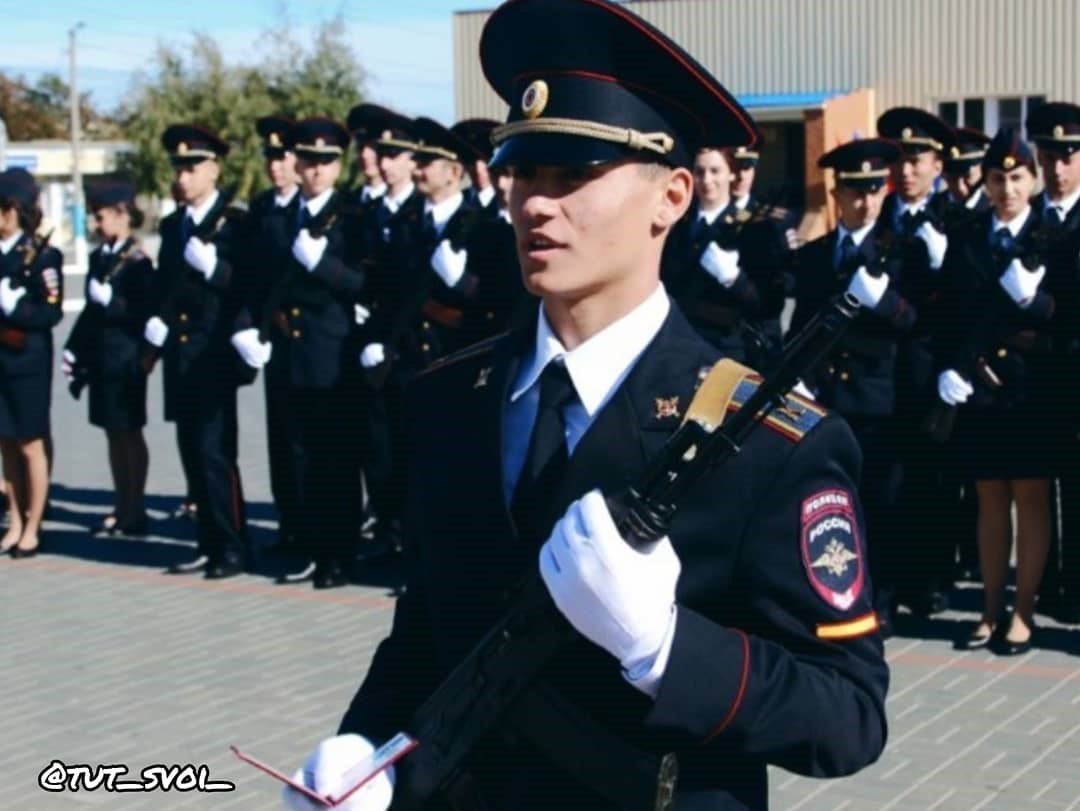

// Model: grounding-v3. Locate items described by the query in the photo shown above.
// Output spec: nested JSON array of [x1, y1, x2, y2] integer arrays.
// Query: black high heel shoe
[[10, 543, 39, 559], [994, 617, 1036, 656]]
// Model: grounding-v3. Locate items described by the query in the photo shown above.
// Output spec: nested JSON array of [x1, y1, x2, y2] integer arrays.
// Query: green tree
[[116, 18, 367, 200], [0, 71, 115, 141]]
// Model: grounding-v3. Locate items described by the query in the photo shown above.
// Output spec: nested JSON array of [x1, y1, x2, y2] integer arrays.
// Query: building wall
[[454, 0, 1079, 121]]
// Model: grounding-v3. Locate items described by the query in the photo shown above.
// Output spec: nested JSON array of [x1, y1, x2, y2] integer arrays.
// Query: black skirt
[[89, 372, 148, 431], [0, 368, 51, 439]]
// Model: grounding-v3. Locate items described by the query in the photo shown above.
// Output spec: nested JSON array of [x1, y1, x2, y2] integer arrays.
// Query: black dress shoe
[[166, 554, 208, 574], [9, 544, 39, 559], [277, 561, 316, 584], [313, 563, 348, 590], [905, 590, 949, 617], [205, 559, 246, 580], [994, 634, 1033, 656], [117, 514, 150, 537]]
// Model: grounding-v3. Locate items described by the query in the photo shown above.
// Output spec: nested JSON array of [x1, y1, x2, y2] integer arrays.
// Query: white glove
[[699, 242, 741, 287], [540, 489, 680, 679], [354, 303, 371, 326], [143, 316, 169, 348], [0, 277, 26, 316], [183, 237, 218, 280], [937, 369, 974, 406], [282, 734, 394, 811], [998, 258, 1045, 308], [915, 221, 947, 270], [293, 228, 328, 272], [230, 327, 272, 369], [845, 266, 889, 309], [88, 277, 114, 307], [360, 343, 385, 369], [61, 349, 76, 382], [430, 239, 468, 287]]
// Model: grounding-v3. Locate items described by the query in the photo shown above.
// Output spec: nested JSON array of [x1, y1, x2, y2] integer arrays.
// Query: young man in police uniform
[[452, 117, 502, 216], [146, 124, 250, 579], [875, 107, 958, 624], [238, 117, 367, 589], [284, 1, 887, 808], [239, 115, 303, 556], [942, 127, 991, 212], [1026, 102, 1080, 623], [791, 138, 917, 642]]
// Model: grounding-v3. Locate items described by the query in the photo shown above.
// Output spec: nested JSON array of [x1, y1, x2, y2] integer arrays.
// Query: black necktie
[[297, 205, 312, 232], [511, 361, 577, 543], [1043, 205, 1064, 227], [837, 233, 858, 271], [423, 211, 439, 244], [991, 226, 1014, 257], [899, 210, 917, 235], [181, 212, 195, 242]]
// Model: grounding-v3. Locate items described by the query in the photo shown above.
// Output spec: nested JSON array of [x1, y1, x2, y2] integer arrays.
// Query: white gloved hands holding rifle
[[540, 489, 680, 698]]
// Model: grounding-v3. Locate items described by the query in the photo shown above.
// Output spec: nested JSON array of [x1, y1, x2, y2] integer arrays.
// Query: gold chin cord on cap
[[492, 118, 675, 157]]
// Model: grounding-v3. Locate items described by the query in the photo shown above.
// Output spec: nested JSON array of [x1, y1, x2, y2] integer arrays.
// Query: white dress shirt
[[185, 190, 220, 227], [0, 230, 22, 256], [424, 191, 465, 238]]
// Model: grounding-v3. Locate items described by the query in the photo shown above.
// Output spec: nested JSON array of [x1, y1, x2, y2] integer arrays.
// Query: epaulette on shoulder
[[728, 374, 828, 443], [415, 332, 508, 380]]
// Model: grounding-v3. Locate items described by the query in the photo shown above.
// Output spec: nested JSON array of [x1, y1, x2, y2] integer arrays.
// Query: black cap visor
[[489, 131, 664, 169]]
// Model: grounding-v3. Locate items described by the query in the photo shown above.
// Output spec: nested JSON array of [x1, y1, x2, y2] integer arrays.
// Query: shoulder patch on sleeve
[[800, 489, 865, 611], [727, 374, 828, 442]]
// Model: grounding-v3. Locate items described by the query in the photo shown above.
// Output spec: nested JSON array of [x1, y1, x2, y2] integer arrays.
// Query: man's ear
[[655, 166, 693, 229]]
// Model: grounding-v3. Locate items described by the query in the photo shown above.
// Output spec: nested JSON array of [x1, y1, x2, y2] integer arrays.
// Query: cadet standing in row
[[147, 124, 250, 579], [1028, 102, 1080, 623], [64, 179, 153, 537], [875, 107, 956, 625], [239, 115, 302, 556], [791, 138, 916, 640]]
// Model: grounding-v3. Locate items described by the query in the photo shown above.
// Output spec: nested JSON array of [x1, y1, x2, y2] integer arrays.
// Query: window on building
[[933, 96, 1044, 138], [963, 99, 985, 132], [938, 101, 958, 127]]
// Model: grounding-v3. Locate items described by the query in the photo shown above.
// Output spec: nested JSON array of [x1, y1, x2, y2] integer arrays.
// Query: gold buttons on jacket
[[421, 342, 431, 352], [840, 371, 850, 382], [422, 321, 431, 330], [997, 348, 1008, 358], [179, 313, 189, 323], [292, 330, 302, 339], [179, 335, 189, 344], [291, 307, 301, 317]]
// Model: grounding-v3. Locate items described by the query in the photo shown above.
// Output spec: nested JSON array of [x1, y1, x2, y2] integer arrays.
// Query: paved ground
[[2, 315, 1080, 810]]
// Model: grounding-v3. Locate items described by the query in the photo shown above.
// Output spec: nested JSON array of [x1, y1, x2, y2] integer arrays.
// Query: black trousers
[[265, 375, 301, 540], [287, 385, 359, 567], [895, 422, 961, 601], [359, 378, 406, 543], [847, 415, 904, 616], [174, 383, 247, 564]]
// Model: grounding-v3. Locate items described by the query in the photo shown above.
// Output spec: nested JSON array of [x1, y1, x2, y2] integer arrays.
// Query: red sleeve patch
[[800, 489, 864, 611]]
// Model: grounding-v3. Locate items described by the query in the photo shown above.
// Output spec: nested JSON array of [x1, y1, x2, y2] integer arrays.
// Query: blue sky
[[1, 0, 488, 126]]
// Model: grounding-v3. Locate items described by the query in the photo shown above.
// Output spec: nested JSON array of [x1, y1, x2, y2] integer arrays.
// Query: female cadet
[[936, 130, 1061, 654], [63, 181, 153, 535], [0, 168, 64, 558]]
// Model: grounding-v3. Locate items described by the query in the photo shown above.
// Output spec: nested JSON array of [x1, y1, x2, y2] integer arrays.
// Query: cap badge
[[269, 132, 282, 147], [521, 79, 549, 120], [1053, 125, 1065, 139], [735, 209, 752, 223], [901, 127, 913, 140], [315, 137, 326, 148], [1003, 155, 1016, 170], [654, 396, 681, 420], [861, 160, 872, 173], [177, 141, 189, 155]]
